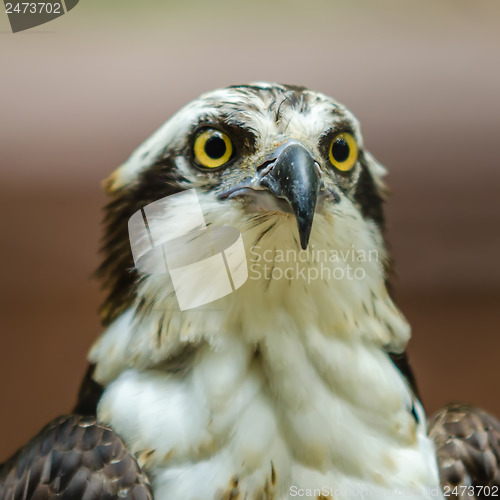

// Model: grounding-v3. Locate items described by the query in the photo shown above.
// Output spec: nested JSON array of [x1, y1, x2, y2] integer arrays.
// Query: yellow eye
[[193, 128, 233, 169], [329, 132, 358, 172]]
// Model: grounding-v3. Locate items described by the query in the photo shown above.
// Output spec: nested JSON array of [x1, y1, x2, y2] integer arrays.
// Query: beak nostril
[[256, 159, 276, 175]]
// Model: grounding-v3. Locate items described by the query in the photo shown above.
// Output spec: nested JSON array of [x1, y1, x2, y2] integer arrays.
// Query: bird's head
[[107, 83, 387, 239], [96, 83, 408, 362]]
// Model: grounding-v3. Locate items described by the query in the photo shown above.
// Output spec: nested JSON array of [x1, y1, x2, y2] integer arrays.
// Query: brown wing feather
[[0, 415, 153, 500], [429, 404, 500, 498]]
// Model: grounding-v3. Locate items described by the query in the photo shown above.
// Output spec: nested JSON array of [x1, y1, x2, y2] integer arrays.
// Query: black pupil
[[205, 134, 226, 159], [331, 138, 350, 162]]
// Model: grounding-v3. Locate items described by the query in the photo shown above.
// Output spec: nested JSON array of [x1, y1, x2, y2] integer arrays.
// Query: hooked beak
[[219, 141, 321, 250]]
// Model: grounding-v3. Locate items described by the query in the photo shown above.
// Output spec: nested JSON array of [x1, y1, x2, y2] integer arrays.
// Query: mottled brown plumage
[[0, 416, 152, 500], [429, 404, 500, 499]]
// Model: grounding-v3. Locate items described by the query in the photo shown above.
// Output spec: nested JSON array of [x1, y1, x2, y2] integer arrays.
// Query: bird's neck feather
[[90, 209, 410, 382]]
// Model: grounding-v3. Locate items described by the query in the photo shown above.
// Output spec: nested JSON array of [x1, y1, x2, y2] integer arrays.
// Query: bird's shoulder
[[0, 414, 152, 500], [429, 403, 500, 498]]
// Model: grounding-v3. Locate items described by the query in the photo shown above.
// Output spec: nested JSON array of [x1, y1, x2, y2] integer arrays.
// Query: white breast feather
[[90, 189, 442, 500]]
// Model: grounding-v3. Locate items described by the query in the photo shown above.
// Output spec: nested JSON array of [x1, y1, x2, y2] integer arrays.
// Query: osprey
[[1, 83, 499, 500]]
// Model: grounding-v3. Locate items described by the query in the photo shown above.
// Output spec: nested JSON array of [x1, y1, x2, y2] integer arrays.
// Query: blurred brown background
[[1, 0, 499, 462]]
